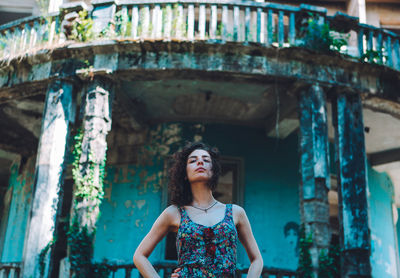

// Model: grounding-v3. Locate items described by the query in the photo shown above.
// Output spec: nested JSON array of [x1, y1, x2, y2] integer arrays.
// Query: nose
[[197, 159, 204, 165]]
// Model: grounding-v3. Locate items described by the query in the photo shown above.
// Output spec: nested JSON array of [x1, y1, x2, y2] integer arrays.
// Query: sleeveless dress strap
[[226, 204, 234, 224], [178, 206, 188, 221]]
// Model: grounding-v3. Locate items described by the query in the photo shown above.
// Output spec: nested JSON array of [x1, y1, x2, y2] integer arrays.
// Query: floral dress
[[176, 204, 238, 278]]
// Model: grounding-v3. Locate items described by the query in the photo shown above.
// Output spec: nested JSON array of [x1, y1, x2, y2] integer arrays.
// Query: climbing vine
[[297, 224, 314, 278], [70, 10, 94, 42], [72, 129, 106, 202], [318, 244, 340, 278], [299, 13, 348, 53], [68, 128, 110, 277], [38, 238, 56, 276]]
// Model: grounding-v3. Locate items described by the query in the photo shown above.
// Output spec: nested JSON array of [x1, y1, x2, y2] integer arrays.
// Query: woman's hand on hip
[[170, 267, 181, 277]]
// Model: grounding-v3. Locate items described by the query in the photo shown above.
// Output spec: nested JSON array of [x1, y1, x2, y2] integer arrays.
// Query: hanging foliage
[[68, 128, 110, 277], [297, 224, 314, 278]]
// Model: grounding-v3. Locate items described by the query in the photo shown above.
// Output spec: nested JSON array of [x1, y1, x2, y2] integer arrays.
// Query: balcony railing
[[105, 260, 297, 277], [0, 263, 21, 278], [0, 260, 296, 277], [0, 0, 399, 71]]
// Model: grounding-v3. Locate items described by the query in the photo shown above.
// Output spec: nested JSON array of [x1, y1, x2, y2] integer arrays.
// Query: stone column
[[298, 84, 331, 272], [68, 75, 114, 275], [333, 92, 372, 278], [22, 78, 76, 278]]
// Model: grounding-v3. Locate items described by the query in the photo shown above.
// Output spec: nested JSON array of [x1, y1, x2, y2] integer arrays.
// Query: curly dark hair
[[168, 141, 221, 207]]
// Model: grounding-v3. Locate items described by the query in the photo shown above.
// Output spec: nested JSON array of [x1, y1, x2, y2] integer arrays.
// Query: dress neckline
[[183, 204, 229, 229]]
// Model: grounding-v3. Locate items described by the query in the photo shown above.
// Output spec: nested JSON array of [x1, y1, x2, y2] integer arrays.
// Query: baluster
[[30, 20, 38, 49], [131, 6, 139, 39], [357, 28, 365, 59], [4, 30, 13, 57], [9, 268, 16, 278], [54, 14, 61, 39], [386, 35, 393, 67], [21, 23, 31, 51], [245, 6, 251, 42], [187, 4, 195, 40], [256, 7, 262, 43], [278, 11, 284, 46], [125, 266, 132, 278], [198, 4, 206, 39], [119, 6, 129, 37], [152, 4, 161, 38], [175, 4, 184, 39], [164, 4, 172, 39], [367, 29, 374, 61], [11, 27, 19, 55], [289, 12, 295, 45], [393, 38, 400, 70], [233, 6, 240, 41], [376, 31, 383, 64], [210, 4, 217, 39], [20, 25, 27, 51], [48, 16, 57, 44], [4, 268, 10, 278], [222, 5, 228, 41], [266, 9, 273, 46], [140, 5, 150, 39], [38, 18, 47, 45]]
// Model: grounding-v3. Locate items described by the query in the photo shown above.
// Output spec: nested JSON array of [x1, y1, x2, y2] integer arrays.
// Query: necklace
[[190, 200, 218, 213]]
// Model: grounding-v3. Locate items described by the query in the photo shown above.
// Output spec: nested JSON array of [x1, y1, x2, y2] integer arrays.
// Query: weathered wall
[[93, 122, 301, 271], [368, 164, 399, 278], [0, 156, 35, 262]]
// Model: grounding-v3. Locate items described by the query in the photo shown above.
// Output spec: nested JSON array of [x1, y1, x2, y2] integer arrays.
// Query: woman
[[133, 142, 263, 277]]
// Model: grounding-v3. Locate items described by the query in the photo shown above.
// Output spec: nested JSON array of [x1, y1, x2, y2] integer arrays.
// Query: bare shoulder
[[232, 204, 246, 215], [162, 205, 181, 232], [232, 204, 246, 225]]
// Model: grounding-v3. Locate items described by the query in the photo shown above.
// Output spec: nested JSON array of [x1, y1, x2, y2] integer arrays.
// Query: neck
[[190, 181, 215, 207]]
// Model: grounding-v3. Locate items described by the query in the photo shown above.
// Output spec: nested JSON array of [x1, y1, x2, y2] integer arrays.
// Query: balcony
[[0, 0, 399, 71]]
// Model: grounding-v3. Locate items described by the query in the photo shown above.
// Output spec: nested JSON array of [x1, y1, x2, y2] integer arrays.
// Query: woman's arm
[[234, 205, 264, 278], [133, 205, 178, 278]]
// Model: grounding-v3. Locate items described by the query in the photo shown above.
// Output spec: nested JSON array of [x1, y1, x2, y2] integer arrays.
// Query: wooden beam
[[369, 148, 400, 166]]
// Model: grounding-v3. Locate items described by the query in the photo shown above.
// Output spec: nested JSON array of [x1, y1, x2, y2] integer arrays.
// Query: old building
[[0, 0, 400, 277]]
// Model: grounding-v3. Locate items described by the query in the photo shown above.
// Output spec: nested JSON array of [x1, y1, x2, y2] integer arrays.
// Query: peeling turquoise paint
[[202, 124, 300, 270], [93, 163, 164, 276], [1, 157, 35, 262], [94, 123, 300, 271], [368, 164, 399, 278]]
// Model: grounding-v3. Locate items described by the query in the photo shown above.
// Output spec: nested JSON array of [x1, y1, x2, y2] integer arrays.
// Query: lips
[[196, 167, 206, 172]]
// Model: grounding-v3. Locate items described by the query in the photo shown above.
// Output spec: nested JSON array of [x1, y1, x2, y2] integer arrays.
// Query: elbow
[[133, 249, 141, 266], [251, 256, 263, 270]]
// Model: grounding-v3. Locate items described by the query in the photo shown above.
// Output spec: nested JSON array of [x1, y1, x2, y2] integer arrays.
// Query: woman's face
[[186, 149, 213, 184]]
